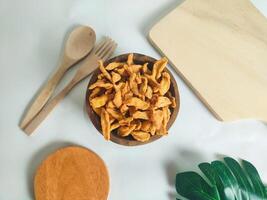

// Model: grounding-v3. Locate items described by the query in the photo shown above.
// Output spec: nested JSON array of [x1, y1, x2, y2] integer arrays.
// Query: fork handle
[[23, 79, 76, 135], [72, 54, 98, 83], [23, 57, 99, 135], [20, 58, 73, 129]]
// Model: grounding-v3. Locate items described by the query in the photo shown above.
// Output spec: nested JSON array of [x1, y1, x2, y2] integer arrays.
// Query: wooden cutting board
[[34, 146, 109, 200], [149, 0, 267, 123]]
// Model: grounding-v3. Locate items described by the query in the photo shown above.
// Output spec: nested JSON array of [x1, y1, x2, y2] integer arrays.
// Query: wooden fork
[[23, 37, 117, 135]]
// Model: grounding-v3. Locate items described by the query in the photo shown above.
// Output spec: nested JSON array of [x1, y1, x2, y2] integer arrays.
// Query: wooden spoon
[[20, 26, 96, 129], [34, 146, 109, 200], [23, 37, 117, 135]]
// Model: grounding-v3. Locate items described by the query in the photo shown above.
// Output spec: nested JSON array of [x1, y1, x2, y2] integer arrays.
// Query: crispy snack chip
[[159, 72, 171, 95], [113, 89, 122, 108], [132, 65, 142, 73], [120, 103, 129, 113], [140, 77, 148, 95], [100, 108, 110, 140], [127, 53, 134, 66], [111, 71, 121, 83], [140, 121, 151, 132], [107, 100, 116, 109], [115, 67, 126, 76], [97, 73, 105, 80], [124, 91, 133, 101], [110, 122, 120, 131], [92, 106, 101, 116], [123, 64, 133, 75], [153, 57, 168, 80], [106, 107, 123, 120], [99, 60, 112, 81], [89, 80, 113, 90], [151, 109, 164, 130], [128, 106, 137, 116], [167, 91, 177, 108], [157, 106, 171, 135], [121, 82, 129, 97], [129, 73, 139, 96], [88, 54, 176, 142], [126, 97, 150, 110], [90, 94, 109, 108], [142, 63, 148, 73], [148, 124, 157, 136], [119, 117, 134, 126], [106, 62, 123, 71], [145, 86, 153, 99], [89, 87, 102, 100], [145, 73, 160, 88], [118, 124, 136, 137], [132, 111, 149, 120], [154, 96, 172, 108], [132, 120, 142, 130], [131, 131, 151, 142]]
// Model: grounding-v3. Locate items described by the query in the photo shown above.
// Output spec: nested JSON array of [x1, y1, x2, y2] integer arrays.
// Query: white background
[[0, 0, 267, 199]]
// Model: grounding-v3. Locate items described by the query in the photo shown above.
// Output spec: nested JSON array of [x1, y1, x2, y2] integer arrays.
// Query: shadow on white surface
[[165, 148, 207, 200]]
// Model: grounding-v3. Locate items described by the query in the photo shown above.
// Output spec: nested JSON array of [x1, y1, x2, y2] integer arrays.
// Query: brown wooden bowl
[[85, 53, 180, 146]]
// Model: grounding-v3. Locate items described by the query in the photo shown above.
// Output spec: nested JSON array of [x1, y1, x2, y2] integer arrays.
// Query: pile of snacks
[[88, 54, 176, 142]]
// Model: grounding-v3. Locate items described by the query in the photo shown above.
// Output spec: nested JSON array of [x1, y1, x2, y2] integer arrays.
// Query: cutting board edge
[[148, 0, 267, 124], [148, 31, 226, 122], [148, 32, 267, 123]]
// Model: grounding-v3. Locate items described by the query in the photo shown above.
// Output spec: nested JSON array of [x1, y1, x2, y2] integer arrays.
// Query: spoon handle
[[23, 79, 75, 135], [23, 56, 98, 135], [20, 58, 73, 129]]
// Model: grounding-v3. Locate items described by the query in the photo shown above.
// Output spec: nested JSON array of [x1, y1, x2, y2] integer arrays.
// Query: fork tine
[[96, 39, 113, 57], [93, 37, 109, 53], [95, 37, 111, 54], [101, 42, 117, 61], [105, 43, 117, 60], [97, 40, 114, 58]]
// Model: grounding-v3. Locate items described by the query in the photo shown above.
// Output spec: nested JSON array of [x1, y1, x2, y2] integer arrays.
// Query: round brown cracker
[[34, 146, 109, 200]]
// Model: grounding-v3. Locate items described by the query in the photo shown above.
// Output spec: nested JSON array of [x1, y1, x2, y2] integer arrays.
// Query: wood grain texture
[[85, 53, 180, 146], [34, 146, 109, 200], [149, 0, 267, 123], [23, 38, 117, 135], [20, 26, 96, 129]]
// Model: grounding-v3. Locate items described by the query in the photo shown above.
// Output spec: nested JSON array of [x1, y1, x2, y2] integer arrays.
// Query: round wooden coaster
[[34, 146, 109, 200]]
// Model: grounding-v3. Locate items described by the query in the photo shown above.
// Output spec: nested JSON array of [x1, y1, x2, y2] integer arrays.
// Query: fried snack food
[[88, 54, 176, 142]]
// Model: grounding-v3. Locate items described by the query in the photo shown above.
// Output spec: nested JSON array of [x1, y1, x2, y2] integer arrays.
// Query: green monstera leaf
[[175, 157, 267, 200]]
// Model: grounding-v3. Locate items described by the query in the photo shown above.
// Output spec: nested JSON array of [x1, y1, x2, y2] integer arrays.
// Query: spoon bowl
[[65, 26, 96, 60]]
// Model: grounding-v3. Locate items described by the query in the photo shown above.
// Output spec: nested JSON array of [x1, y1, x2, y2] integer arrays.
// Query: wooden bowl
[[85, 53, 180, 146]]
